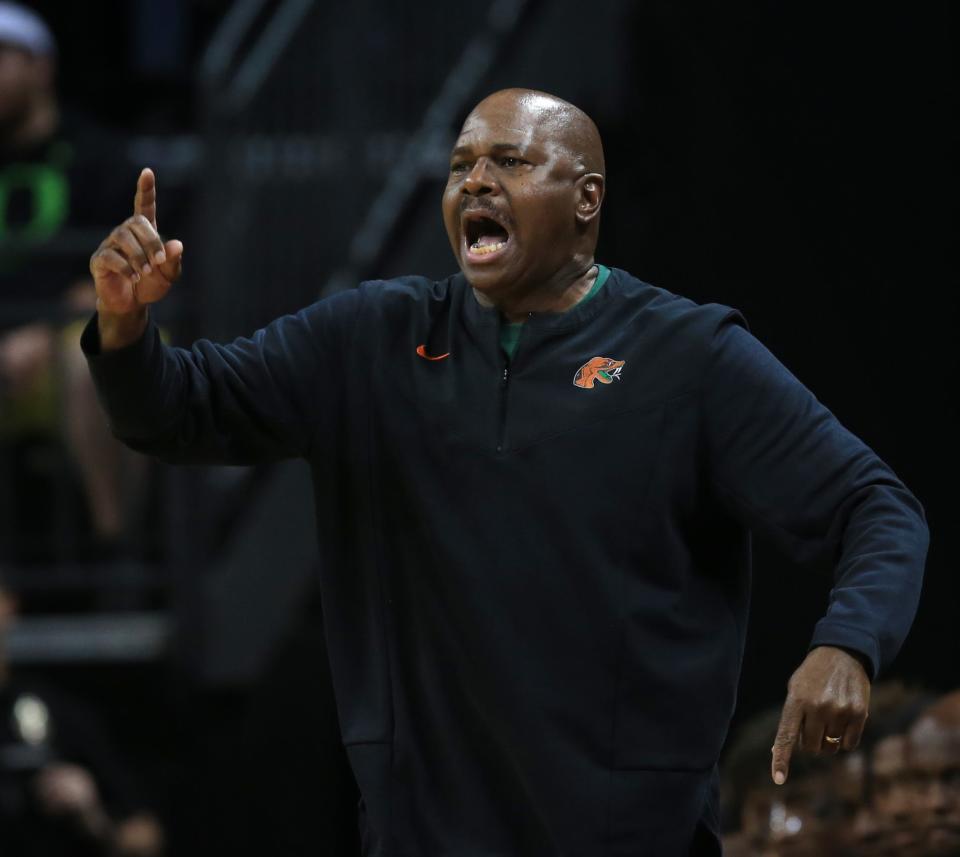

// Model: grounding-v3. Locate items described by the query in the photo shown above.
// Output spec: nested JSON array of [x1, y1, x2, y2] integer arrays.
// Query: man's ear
[[575, 173, 604, 224]]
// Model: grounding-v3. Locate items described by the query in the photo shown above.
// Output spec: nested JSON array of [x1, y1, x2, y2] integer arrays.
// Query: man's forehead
[[911, 741, 960, 770], [910, 717, 960, 765], [449, 89, 603, 173], [455, 117, 545, 152], [468, 91, 563, 123], [455, 95, 566, 146], [873, 735, 909, 775]]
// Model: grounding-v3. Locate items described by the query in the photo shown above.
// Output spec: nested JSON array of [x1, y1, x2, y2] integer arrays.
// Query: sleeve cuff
[[80, 311, 154, 361], [808, 619, 880, 680], [80, 312, 171, 440]]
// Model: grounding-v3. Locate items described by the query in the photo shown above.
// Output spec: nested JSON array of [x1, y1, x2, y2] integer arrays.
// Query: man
[[0, 2, 139, 557], [839, 681, 936, 857], [905, 691, 960, 856], [83, 89, 928, 855], [0, 574, 164, 855], [865, 734, 923, 856]]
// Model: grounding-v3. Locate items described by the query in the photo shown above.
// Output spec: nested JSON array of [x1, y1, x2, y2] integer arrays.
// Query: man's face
[[442, 93, 585, 301], [908, 711, 960, 857], [831, 753, 875, 855], [832, 750, 903, 857], [0, 44, 43, 130], [869, 735, 927, 857]]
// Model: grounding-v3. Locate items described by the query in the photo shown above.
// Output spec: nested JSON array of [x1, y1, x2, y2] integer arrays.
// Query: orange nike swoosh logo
[[416, 344, 450, 361]]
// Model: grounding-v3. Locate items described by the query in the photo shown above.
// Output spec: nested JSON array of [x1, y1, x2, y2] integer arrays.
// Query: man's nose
[[463, 158, 498, 195]]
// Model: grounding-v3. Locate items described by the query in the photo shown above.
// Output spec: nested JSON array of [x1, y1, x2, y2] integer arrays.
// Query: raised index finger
[[134, 167, 158, 229]]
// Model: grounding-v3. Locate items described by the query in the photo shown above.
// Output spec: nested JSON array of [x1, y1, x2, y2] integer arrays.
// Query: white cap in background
[[0, 2, 55, 57]]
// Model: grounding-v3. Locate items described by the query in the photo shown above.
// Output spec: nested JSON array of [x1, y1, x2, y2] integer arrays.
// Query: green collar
[[500, 265, 610, 359]]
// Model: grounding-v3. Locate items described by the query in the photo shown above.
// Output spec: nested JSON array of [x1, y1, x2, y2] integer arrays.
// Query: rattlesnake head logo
[[573, 357, 626, 389]]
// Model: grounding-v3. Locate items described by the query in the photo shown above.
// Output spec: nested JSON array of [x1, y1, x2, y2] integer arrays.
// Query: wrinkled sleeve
[[701, 315, 928, 678], [81, 288, 361, 465]]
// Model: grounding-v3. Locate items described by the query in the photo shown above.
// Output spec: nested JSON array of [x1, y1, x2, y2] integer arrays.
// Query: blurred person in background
[[723, 706, 859, 856], [0, 573, 164, 855], [722, 682, 942, 857], [867, 734, 922, 856], [905, 690, 960, 856], [0, 1, 141, 560], [839, 681, 935, 857]]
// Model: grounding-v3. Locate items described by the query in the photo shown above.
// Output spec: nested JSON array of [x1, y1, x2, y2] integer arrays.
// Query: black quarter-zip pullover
[[83, 269, 928, 856]]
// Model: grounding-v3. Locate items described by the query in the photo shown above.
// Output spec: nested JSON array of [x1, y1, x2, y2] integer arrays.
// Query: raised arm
[[84, 170, 359, 464]]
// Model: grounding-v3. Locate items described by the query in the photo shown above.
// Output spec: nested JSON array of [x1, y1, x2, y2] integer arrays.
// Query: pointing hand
[[89, 168, 184, 348], [771, 645, 870, 785]]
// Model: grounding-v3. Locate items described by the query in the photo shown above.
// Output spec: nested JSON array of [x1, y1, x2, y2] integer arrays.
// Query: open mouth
[[462, 213, 511, 263]]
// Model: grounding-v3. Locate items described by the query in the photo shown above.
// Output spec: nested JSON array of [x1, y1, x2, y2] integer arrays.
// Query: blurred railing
[[194, 0, 536, 338], [0, 136, 197, 663], [2, 0, 537, 677]]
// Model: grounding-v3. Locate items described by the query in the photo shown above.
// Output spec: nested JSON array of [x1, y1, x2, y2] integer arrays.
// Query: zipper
[[496, 361, 510, 453], [496, 314, 528, 453]]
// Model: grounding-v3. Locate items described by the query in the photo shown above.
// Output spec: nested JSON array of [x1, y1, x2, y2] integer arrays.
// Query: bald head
[[909, 690, 960, 765], [911, 690, 960, 737], [443, 88, 606, 309], [465, 88, 605, 177]]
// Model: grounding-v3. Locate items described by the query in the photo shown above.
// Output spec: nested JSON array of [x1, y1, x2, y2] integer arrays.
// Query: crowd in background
[[0, 1, 144, 566], [722, 684, 960, 856], [1, 4, 174, 853], [1, 572, 164, 855]]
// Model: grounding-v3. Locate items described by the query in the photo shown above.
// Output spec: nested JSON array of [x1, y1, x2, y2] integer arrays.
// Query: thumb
[[771, 698, 801, 785], [157, 239, 183, 282]]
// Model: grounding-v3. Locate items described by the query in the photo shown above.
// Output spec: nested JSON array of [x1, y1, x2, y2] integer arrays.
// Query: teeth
[[470, 240, 507, 255]]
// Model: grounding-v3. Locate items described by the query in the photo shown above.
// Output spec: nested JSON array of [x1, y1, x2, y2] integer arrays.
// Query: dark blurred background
[[0, 1, 954, 854]]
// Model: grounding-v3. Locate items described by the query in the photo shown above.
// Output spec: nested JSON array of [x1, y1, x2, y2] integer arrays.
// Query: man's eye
[[500, 157, 521, 168], [450, 162, 470, 174]]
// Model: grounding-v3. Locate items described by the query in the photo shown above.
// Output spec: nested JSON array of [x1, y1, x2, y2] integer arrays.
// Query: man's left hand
[[770, 645, 870, 784]]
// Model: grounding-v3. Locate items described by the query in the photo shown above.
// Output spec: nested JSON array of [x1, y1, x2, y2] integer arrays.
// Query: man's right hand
[[89, 168, 184, 351]]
